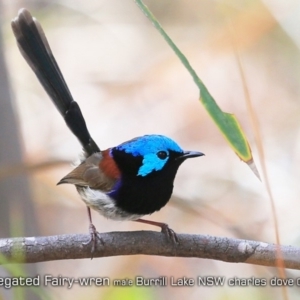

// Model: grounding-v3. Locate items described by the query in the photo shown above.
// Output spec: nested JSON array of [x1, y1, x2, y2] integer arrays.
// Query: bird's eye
[[157, 151, 168, 160]]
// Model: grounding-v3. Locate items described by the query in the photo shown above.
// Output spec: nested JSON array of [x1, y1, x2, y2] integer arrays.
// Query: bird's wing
[[58, 153, 117, 192]]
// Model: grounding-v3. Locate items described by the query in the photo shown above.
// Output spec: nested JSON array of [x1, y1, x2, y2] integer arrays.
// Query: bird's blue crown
[[114, 135, 183, 176]]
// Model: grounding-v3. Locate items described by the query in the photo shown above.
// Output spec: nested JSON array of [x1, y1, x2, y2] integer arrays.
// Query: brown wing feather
[[58, 152, 117, 192]]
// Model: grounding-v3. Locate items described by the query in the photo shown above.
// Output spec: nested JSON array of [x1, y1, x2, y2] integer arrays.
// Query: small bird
[[11, 9, 204, 252]]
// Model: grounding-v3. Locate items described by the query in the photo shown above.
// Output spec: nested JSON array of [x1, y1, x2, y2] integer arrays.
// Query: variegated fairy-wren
[[11, 9, 204, 253]]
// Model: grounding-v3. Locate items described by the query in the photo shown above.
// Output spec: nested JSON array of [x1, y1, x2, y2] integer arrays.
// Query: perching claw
[[82, 207, 104, 259], [134, 218, 179, 244]]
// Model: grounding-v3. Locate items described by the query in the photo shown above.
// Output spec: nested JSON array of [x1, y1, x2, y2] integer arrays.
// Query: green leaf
[[134, 0, 258, 175], [199, 84, 251, 161]]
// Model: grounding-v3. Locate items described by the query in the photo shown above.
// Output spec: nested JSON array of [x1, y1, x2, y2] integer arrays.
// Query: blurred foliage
[[103, 285, 154, 300]]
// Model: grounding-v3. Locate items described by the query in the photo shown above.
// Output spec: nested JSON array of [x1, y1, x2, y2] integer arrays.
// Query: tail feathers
[[11, 8, 100, 156]]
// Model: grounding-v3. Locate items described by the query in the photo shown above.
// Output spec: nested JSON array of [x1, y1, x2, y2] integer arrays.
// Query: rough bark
[[0, 232, 299, 270]]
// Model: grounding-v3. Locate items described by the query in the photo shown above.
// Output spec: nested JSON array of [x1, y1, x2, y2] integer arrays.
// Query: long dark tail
[[11, 8, 100, 156]]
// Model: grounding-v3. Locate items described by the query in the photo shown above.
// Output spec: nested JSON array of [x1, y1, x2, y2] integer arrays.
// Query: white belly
[[77, 187, 144, 221]]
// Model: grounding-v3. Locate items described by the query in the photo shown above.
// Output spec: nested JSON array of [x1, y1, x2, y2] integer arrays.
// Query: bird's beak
[[176, 151, 205, 161]]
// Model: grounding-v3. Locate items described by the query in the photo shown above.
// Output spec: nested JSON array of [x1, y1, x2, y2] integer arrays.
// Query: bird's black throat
[[109, 150, 184, 215], [110, 169, 177, 215]]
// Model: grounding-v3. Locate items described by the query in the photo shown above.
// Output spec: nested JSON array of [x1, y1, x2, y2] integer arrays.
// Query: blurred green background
[[1, 0, 300, 299]]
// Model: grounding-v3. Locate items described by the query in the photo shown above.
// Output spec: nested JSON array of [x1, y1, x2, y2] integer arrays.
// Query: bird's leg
[[83, 207, 103, 257], [134, 219, 179, 243]]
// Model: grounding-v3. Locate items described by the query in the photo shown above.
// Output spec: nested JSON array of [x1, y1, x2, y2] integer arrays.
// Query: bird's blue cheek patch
[[138, 153, 168, 176]]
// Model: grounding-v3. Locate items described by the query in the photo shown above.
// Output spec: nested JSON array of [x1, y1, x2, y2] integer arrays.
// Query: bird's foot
[[82, 223, 103, 258], [160, 223, 179, 244], [134, 218, 179, 244]]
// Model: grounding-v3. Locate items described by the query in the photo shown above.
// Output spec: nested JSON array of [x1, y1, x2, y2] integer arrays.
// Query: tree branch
[[0, 232, 299, 269]]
